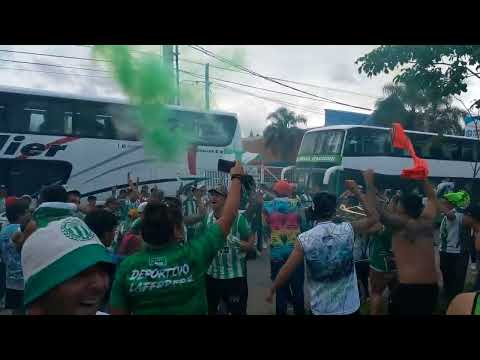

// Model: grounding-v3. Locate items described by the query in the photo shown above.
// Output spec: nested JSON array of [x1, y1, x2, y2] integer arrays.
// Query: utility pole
[[174, 45, 180, 105], [205, 63, 210, 111], [162, 45, 174, 104]]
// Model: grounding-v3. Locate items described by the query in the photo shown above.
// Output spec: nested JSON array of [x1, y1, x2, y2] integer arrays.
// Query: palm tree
[[263, 107, 307, 160], [371, 82, 465, 135]]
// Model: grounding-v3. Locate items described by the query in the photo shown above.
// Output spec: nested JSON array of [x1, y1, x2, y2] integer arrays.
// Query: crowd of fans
[[1, 163, 480, 315]]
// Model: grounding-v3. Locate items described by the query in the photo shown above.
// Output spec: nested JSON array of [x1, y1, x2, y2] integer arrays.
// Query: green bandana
[[443, 191, 470, 209]]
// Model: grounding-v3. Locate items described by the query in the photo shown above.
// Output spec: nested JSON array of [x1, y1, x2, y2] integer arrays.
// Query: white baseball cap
[[22, 217, 115, 306]]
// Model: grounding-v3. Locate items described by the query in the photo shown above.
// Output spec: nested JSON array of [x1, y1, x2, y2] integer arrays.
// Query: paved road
[[246, 249, 311, 315]]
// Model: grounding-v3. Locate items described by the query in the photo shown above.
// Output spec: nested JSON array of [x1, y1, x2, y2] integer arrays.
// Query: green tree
[[356, 45, 480, 109], [263, 107, 307, 160], [371, 82, 465, 135]]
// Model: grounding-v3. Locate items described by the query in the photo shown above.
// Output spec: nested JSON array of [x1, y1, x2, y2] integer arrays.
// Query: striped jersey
[[206, 212, 251, 279], [183, 198, 202, 240]]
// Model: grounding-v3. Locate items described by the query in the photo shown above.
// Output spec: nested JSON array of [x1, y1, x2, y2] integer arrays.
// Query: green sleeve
[[238, 215, 252, 240], [186, 223, 226, 271], [109, 262, 130, 312]]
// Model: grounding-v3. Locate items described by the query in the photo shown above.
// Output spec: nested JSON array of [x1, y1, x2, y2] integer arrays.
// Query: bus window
[[298, 130, 344, 156], [72, 102, 115, 139], [461, 140, 477, 162], [29, 111, 46, 132], [197, 114, 236, 146], [409, 133, 433, 158], [169, 110, 237, 147], [106, 104, 140, 141], [0, 106, 6, 131], [442, 140, 460, 160], [308, 171, 326, 192], [324, 131, 344, 154], [298, 132, 318, 155], [95, 115, 111, 138], [64, 113, 73, 135], [344, 128, 394, 156]]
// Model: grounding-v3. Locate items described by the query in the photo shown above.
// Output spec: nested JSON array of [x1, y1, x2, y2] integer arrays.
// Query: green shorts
[[369, 252, 396, 273], [369, 226, 395, 273]]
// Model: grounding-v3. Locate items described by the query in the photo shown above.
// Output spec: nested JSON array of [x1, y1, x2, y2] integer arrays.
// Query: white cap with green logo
[[21, 216, 115, 306]]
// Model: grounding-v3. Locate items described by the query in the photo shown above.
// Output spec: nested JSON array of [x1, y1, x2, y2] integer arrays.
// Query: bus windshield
[[298, 129, 345, 156]]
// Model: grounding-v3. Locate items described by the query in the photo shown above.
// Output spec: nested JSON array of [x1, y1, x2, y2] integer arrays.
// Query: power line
[[0, 47, 369, 114], [0, 49, 335, 105], [0, 48, 111, 63], [0, 65, 112, 79], [183, 80, 324, 115], [179, 68, 336, 105], [52, 46, 378, 100], [0, 63, 323, 116], [189, 45, 373, 112], [0, 59, 327, 113], [72, 45, 379, 99], [214, 84, 324, 116], [179, 57, 379, 99], [209, 82, 325, 115], [0, 58, 110, 73]]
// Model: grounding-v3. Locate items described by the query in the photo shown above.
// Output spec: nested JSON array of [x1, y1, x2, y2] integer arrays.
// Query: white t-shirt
[[298, 221, 360, 315], [439, 211, 465, 254]]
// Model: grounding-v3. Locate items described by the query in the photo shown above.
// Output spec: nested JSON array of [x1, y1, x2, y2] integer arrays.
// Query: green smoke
[[93, 45, 191, 160]]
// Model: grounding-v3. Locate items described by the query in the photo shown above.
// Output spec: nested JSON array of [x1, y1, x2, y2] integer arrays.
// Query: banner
[[465, 115, 480, 138]]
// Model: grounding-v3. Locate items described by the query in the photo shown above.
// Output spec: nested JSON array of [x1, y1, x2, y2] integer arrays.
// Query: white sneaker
[[471, 263, 477, 271]]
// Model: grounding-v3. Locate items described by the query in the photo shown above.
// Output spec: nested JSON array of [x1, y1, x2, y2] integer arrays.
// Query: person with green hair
[[439, 190, 477, 305]]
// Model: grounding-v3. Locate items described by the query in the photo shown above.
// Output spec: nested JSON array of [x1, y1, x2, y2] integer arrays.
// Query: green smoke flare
[[93, 45, 191, 161]]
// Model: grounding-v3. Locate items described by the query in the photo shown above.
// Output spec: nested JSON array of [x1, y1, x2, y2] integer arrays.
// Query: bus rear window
[[169, 110, 237, 147]]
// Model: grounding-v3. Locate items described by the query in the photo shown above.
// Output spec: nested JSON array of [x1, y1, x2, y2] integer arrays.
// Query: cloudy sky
[[0, 45, 477, 137]]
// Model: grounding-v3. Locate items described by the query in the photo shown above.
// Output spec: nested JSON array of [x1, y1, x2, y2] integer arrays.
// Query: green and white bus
[[293, 125, 480, 197]]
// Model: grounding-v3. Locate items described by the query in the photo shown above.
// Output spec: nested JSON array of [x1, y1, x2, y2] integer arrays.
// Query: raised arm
[[216, 162, 244, 236], [420, 179, 439, 221], [349, 170, 379, 234], [183, 189, 207, 225], [364, 172, 408, 230], [377, 202, 409, 229]]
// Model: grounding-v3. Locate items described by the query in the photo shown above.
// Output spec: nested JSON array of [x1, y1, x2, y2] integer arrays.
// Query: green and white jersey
[[183, 198, 202, 240], [205, 212, 251, 279], [183, 198, 198, 217]]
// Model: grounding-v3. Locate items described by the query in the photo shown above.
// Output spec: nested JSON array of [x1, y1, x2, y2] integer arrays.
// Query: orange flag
[[391, 123, 429, 180]]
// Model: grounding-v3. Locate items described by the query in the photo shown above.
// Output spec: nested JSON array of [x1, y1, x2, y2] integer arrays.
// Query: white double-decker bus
[[294, 125, 480, 197], [0, 86, 243, 197]]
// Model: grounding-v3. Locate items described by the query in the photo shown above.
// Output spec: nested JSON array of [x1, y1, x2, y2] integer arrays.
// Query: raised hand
[[362, 169, 375, 185], [230, 161, 245, 177]]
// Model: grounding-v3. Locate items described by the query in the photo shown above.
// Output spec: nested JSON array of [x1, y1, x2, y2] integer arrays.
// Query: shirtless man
[[364, 172, 438, 315]]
